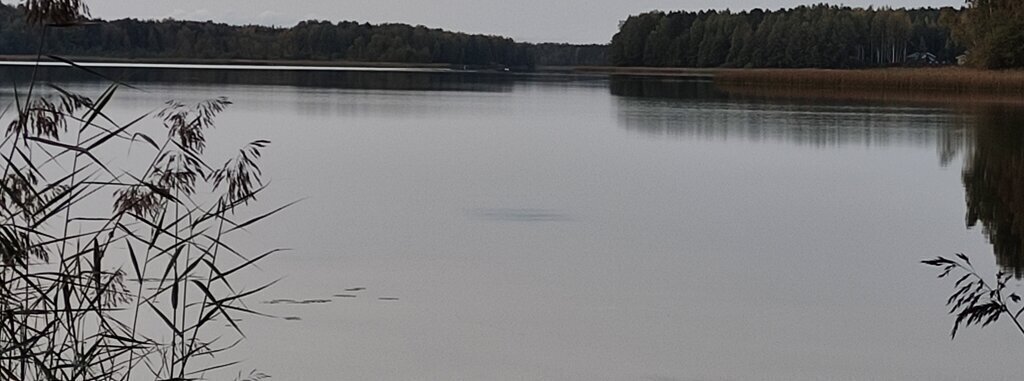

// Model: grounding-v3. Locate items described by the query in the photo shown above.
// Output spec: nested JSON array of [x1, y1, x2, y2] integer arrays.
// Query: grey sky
[[82, 1, 963, 43]]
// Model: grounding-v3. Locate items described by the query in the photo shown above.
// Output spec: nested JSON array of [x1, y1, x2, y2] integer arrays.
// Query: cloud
[[253, 10, 299, 27], [166, 8, 213, 21]]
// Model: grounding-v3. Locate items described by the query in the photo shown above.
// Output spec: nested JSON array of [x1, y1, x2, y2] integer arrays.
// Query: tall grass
[[0, 3, 287, 380], [715, 68, 1024, 95]]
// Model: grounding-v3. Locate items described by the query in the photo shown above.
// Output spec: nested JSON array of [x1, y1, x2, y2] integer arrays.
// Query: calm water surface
[[2, 67, 1022, 380]]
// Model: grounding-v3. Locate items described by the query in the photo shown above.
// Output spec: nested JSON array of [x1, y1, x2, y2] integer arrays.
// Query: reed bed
[[0, 3, 289, 379], [0, 65, 288, 380], [715, 68, 1024, 95]]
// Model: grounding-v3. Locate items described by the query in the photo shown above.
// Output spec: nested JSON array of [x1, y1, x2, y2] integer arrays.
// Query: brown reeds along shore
[[713, 68, 1024, 95]]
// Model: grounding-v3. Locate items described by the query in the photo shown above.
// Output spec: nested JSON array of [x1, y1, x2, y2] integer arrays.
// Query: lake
[[1, 65, 1021, 380]]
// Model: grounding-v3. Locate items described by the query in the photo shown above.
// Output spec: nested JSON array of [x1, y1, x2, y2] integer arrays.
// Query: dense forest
[[4, 0, 1020, 70], [610, 5, 965, 69], [0, 2, 610, 68], [953, 0, 1024, 68]]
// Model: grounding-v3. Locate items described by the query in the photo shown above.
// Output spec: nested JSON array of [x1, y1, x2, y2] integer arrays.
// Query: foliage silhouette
[[923, 255, 1024, 339], [0, 2, 287, 380]]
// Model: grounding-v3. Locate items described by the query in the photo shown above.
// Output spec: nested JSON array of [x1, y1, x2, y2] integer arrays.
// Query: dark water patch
[[610, 76, 725, 102], [0, 65, 517, 93], [471, 208, 571, 222]]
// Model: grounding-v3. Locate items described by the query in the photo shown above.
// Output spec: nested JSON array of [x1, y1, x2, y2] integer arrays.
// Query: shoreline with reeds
[[6, 55, 1024, 97]]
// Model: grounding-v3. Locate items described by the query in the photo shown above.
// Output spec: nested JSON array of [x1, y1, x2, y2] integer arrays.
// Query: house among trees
[[956, 52, 970, 66], [905, 52, 938, 66]]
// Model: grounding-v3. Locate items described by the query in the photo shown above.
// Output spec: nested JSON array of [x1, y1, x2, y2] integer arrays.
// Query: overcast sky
[[81, 0, 963, 44]]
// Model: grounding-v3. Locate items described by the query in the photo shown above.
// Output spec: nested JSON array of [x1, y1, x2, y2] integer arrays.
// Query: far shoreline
[[3, 55, 1022, 98]]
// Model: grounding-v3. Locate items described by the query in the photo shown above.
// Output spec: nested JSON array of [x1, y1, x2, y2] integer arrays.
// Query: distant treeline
[[530, 43, 609, 67], [0, 3, 610, 68], [610, 5, 965, 68]]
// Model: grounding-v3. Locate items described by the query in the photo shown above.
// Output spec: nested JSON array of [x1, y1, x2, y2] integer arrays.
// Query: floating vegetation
[[236, 370, 272, 381], [264, 299, 334, 305]]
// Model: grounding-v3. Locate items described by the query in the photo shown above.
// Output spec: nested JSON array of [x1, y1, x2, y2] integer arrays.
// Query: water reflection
[[609, 76, 726, 101], [612, 77, 965, 149], [0, 68, 1016, 378], [0, 65, 515, 93], [611, 76, 1024, 277], [963, 106, 1024, 277]]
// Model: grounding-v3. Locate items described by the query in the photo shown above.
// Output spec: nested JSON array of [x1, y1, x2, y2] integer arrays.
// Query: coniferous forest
[[610, 6, 964, 68], [0, 3, 548, 67], [610, 2, 1024, 69]]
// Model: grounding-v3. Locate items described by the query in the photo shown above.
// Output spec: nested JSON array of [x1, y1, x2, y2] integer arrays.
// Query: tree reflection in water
[[610, 76, 1024, 277], [963, 106, 1024, 277]]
